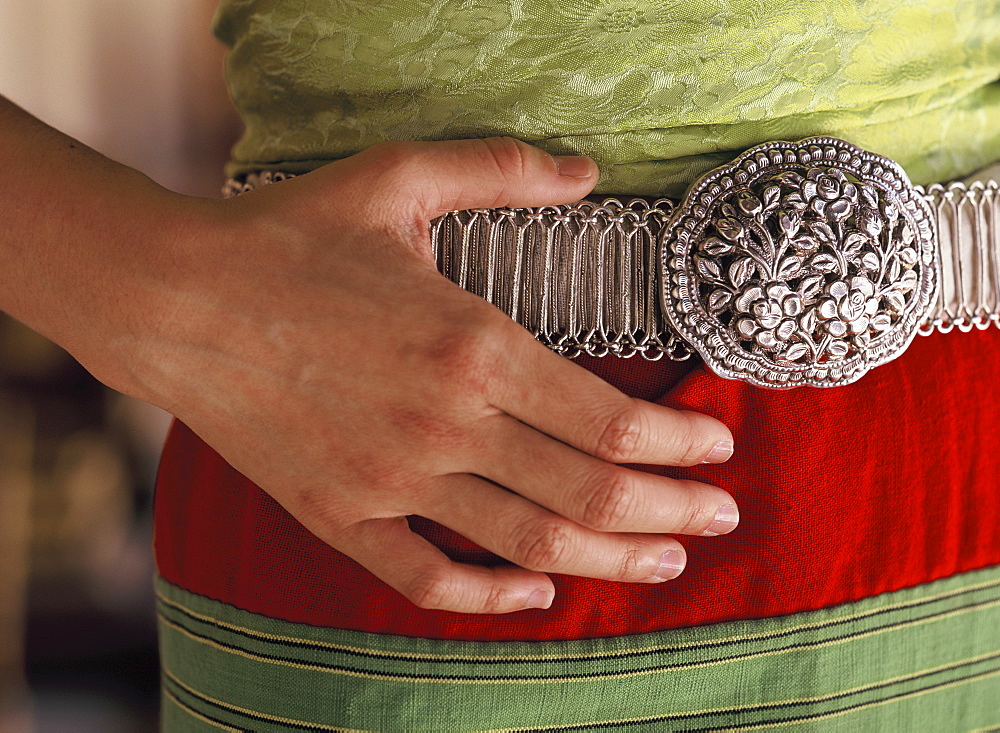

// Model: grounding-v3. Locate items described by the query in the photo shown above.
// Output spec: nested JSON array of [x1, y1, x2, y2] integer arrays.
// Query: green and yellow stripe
[[158, 567, 1000, 731]]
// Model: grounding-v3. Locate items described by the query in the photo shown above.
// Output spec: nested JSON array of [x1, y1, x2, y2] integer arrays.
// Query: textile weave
[[213, 0, 1000, 195], [157, 569, 1000, 731]]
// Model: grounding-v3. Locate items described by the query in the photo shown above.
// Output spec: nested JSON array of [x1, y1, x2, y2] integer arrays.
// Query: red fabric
[[154, 328, 1000, 641]]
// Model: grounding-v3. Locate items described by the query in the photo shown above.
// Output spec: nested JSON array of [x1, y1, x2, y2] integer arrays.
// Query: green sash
[[214, 0, 1000, 196], [158, 566, 1000, 731]]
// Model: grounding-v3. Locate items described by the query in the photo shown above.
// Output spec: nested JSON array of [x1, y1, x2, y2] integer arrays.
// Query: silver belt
[[225, 138, 1000, 389]]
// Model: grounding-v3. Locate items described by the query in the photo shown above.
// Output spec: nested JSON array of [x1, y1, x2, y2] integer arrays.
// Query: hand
[[59, 137, 740, 613]]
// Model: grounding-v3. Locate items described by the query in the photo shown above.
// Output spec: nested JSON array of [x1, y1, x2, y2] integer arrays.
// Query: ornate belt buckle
[[661, 137, 938, 388]]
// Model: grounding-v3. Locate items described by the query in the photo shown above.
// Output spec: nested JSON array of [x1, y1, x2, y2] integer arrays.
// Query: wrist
[[0, 166, 223, 404], [72, 186, 230, 406]]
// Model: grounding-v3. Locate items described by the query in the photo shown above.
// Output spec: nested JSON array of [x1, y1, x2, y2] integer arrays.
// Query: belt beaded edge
[[225, 137, 1000, 389]]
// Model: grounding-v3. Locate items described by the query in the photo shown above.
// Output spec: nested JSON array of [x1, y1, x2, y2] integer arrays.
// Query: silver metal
[[224, 140, 1000, 388], [222, 171, 295, 197], [429, 200, 691, 360], [662, 137, 936, 388], [918, 178, 1000, 335]]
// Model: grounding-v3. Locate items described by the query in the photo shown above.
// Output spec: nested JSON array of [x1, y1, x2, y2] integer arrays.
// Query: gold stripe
[[163, 664, 371, 733], [161, 615, 386, 681], [158, 597, 1000, 685], [155, 572, 1000, 664], [163, 684, 243, 732], [480, 650, 1000, 732], [712, 667, 1000, 732]]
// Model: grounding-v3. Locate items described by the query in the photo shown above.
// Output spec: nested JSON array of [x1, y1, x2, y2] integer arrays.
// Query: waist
[[225, 139, 1000, 390]]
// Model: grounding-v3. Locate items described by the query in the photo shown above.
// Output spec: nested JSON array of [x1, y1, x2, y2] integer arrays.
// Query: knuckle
[[392, 413, 441, 452], [512, 520, 573, 571], [479, 137, 533, 183], [403, 567, 458, 611], [371, 446, 446, 497], [423, 311, 508, 391], [595, 402, 643, 462], [289, 489, 365, 543], [481, 584, 516, 614], [672, 480, 718, 534], [615, 546, 644, 582], [580, 468, 635, 530], [672, 411, 712, 466], [358, 141, 428, 225], [367, 140, 422, 176]]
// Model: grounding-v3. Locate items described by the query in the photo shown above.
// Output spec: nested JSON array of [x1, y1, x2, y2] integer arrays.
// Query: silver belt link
[[921, 179, 1000, 335], [225, 174, 691, 360], [431, 199, 692, 361], [225, 140, 1000, 388]]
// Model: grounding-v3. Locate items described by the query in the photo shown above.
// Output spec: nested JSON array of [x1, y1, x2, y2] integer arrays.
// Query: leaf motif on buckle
[[662, 138, 937, 388]]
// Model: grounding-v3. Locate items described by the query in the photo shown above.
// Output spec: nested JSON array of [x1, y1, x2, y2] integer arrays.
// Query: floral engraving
[[692, 164, 923, 366]]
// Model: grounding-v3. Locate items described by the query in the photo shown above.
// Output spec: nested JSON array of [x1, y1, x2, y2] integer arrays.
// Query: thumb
[[350, 137, 599, 218]]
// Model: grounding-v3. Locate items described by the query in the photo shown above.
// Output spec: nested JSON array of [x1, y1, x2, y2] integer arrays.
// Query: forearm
[[0, 95, 207, 397]]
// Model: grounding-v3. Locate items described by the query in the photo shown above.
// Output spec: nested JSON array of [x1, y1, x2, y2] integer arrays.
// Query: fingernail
[[701, 440, 734, 464], [652, 549, 686, 582], [527, 589, 554, 609], [703, 503, 739, 536], [554, 155, 595, 178]]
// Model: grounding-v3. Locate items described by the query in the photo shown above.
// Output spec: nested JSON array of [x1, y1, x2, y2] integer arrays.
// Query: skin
[[0, 95, 738, 614]]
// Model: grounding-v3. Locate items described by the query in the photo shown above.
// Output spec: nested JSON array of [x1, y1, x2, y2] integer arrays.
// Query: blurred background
[[0, 1, 241, 730]]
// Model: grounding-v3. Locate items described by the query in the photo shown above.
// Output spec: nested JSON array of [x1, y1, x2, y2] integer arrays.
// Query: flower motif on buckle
[[734, 282, 803, 352], [662, 138, 937, 388]]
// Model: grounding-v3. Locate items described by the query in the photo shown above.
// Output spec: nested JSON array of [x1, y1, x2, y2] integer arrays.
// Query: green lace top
[[214, 0, 1000, 197]]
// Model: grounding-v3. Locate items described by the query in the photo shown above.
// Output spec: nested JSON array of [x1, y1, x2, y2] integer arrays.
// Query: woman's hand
[[0, 105, 737, 613]]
